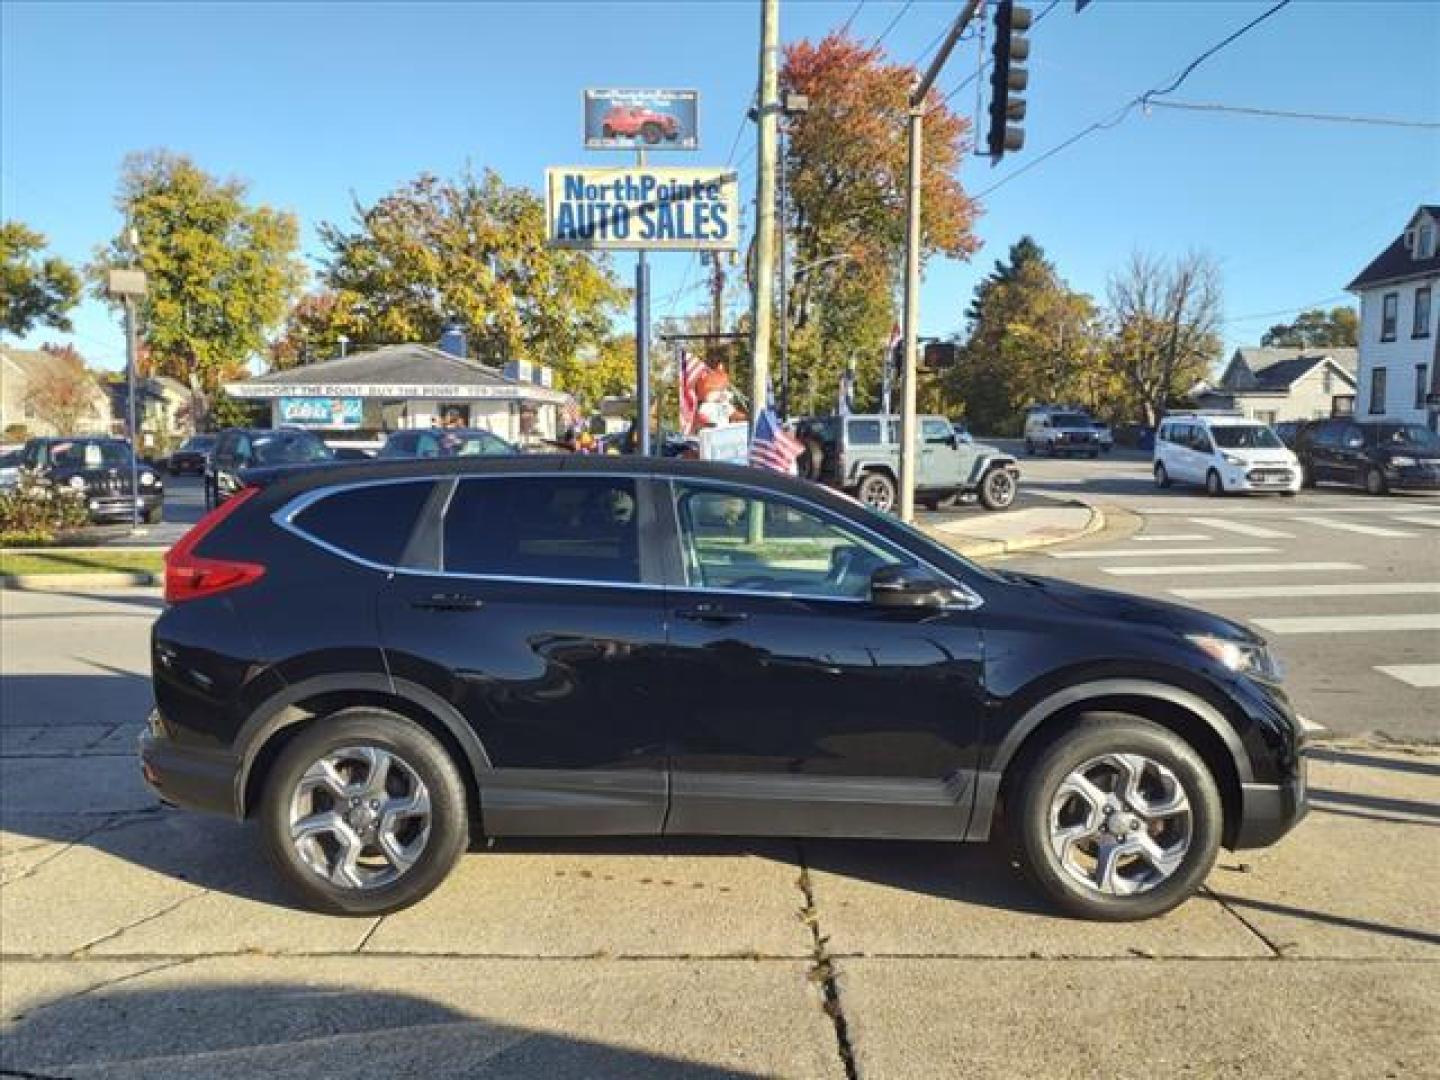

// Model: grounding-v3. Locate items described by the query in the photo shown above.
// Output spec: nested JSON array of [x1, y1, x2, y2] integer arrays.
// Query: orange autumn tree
[[781, 32, 980, 412]]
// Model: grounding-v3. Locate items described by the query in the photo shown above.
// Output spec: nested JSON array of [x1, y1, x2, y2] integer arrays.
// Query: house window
[[1418, 221, 1437, 259], [1369, 367, 1387, 414], [1417, 365, 1431, 411], [1380, 293, 1398, 341], [1414, 286, 1432, 339], [1322, 368, 1333, 394]]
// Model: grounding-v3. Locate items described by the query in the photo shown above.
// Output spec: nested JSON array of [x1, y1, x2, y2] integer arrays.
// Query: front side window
[[674, 483, 907, 600], [1416, 365, 1431, 410], [1414, 287, 1432, 338], [922, 418, 952, 445], [1381, 293, 1398, 341], [1369, 368, 1387, 414], [293, 481, 435, 567], [444, 476, 640, 584]]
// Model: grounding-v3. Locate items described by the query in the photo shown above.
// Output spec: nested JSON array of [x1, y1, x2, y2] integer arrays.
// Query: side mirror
[[870, 564, 961, 609]]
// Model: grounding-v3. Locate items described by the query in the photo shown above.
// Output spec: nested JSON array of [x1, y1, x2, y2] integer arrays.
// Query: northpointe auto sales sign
[[545, 166, 738, 252]]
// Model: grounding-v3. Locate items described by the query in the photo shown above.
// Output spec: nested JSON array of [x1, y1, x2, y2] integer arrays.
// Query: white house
[[1193, 346, 1358, 423], [1347, 205, 1439, 428]]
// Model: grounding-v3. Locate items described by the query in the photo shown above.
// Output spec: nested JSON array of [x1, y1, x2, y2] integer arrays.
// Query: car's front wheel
[[260, 709, 470, 916], [1009, 715, 1222, 921], [1364, 466, 1388, 496], [1205, 469, 1226, 497], [1154, 462, 1171, 489], [979, 467, 1017, 511]]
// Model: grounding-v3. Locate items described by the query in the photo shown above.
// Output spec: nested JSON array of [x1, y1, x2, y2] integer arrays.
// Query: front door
[[379, 473, 671, 836], [657, 480, 985, 839], [919, 417, 960, 490]]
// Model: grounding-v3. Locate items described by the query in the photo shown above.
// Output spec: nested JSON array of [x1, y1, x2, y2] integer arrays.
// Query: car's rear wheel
[[1364, 466, 1388, 496], [260, 709, 469, 916], [1088, 447, 1100, 459], [602, 124, 615, 138], [979, 468, 1016, 511], [1008, 715, 1222, 921], [856, 471, 897, 514], [641, 122, 661, 144], [1024, 438, 1035, 456], [1205, 469, 1225, 497], [1153, 462, 1170, 489]]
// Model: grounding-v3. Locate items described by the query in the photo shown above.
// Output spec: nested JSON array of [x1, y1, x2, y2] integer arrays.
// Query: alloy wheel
[[858, 475, 895, 513], [1047, 753, 1193, 897], [288, 745, 432, 890]]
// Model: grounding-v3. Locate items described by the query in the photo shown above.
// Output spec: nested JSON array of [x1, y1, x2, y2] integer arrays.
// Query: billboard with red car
[[584, 89, 698, 151]]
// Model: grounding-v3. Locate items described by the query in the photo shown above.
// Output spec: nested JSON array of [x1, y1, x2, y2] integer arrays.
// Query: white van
[[1154, 413, 1302, 496]]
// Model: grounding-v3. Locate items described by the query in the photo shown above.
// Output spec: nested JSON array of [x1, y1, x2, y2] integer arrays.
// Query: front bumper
[[139, 711, 242, 818], [1386, 465, 1440, 491], [1233, 766, 1309, 848], [1222, 465, 1302, 493], [88, 491, 163, 520]]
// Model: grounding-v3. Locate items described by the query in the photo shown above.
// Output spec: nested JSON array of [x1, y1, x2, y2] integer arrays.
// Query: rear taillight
[[164, 486, 266, 603]]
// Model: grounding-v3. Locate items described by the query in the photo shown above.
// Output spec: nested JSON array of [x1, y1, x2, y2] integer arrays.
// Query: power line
[[839, 0, 866, 36], [975, 0, 1294, 199], [1222, 294, 1351, 325], [870, 1, 913, 50], [1146, 99, 1440, 131]]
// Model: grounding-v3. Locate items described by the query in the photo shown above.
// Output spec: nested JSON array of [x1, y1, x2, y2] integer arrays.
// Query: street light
[[105, 258, 147, 532]]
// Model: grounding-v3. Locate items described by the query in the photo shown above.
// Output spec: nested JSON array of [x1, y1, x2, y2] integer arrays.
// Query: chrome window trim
[[270, 468, 984, 610]]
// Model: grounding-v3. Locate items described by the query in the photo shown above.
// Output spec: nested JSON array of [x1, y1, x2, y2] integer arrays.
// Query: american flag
[[678, 349, 706, 435], [749, 407, 804, 474]]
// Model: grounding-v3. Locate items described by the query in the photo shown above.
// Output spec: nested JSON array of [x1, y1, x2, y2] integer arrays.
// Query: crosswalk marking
[[1291, 516, 1415, 538], [1186, 517, 1293, 539], [1053, 546, 1276, 560], [1103, 561, 1362, 577], [1133, 534, 1209, 541], [1375, 664, 1440, 688], [1252, 613, 1440, 635], [1391, 515, 1440, 529], [1170, 582, 1440, 600], [1141, 504, 1440, 516]]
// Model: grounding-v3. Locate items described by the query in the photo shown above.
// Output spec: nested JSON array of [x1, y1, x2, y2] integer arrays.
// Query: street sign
[[544, 166, 739, 251], [584, 89, 699, 151]]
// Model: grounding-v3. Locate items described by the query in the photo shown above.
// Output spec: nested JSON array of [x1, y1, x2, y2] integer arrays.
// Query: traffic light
[[922, 342, 959, 370], [987, 0, 1031, 162]]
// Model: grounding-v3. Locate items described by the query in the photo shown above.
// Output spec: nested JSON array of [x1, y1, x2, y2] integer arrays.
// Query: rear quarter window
[[847, 420, 883, 446], [291, 481, 436, 567]]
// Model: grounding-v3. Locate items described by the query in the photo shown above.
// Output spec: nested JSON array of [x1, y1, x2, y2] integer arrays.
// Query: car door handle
[[411, 592, 484, 612], [675, 604, 749, 625]]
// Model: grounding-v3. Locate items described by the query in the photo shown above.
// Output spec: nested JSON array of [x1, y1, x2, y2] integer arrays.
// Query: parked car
[[1023, 407, 1103, 457], [0, 447, 21, 490], [1114, 423, 1155, 452], [794, 413, 1019, 513], [1294, 418, 1440, 495], [1271, 420, 1304, 450], [140, 455, 1308, 920], [1154, 414, 1301, 497], [378, 428, 516, 460], [1090, 420, 1115, 453], [600, 105, 679, 144], [204, 428, 334, 508], [18, 436, 164, 523], [167, 434, 216, 476]]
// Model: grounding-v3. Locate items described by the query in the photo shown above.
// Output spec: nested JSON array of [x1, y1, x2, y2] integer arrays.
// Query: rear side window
[[444, 476, 640, 584], [848, 420, 883, 445], [292, 481, 435, 567]]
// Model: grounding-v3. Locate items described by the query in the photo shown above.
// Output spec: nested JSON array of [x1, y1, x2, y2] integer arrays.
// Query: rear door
[[378, 471, 672, 836]]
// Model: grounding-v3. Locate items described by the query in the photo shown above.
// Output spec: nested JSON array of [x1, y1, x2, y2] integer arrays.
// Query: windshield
[[1375, 424, 1440, 448], [1211, 425, 1283, 450], [181, 436, 215, 451], [438, 431, 514, 457], [48, 439, 133, 469], [251, 433, 334, 465], [1051, 414, 1090, 428]]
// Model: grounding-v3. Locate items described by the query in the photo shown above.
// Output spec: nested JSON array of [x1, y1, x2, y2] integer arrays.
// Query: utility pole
[[750, 0, 780, 427], [708, 253, 726, 367], [635, 147, 652, 454], [777, 91, 809, 421], [899, 0, 982, 522]]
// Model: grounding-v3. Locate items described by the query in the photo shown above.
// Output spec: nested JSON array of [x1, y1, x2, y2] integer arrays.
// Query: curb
[[2, 572, 159, 592], [926, 500, 1108, 560]]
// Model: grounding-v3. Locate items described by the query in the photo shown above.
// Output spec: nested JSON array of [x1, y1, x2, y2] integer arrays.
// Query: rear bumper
[[138, 711, 242, 818]]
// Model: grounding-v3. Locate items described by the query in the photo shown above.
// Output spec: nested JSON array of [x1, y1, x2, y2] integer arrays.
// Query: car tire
[[979, 468, 1016, 511], [259, 709, 470, 916], [602, 124, 615, 138], [1364, 466, 1388, 497], [1205, 469, 1225, 497], [144, 505, 163, 525], [1008, 713, 1223, 921], [856, 471, 897, 514], [1153, 462, 1171, 489], [1024, 439, 1035, 456], [797, 437, 825, 481], [1088, 448, 1100, 459], [641, 122, 661, 144], [1301, 462, 1317, 489]]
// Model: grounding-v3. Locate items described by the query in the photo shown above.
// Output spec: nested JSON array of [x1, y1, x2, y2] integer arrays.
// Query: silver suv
[[794, 413, 1020, 513], [1023, 406, 1103, 458]]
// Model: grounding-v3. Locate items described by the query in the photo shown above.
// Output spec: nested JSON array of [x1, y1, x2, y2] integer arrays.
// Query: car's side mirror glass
[[870, 564, 960, 608]]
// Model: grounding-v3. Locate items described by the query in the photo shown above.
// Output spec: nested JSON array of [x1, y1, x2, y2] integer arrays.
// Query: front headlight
[[139, 471, 156, 487], [67, 475, 86, 490], [1187, 633, 1284, 683], [1222, 453, 1244, 467], [1390, 455, 1416, 467]]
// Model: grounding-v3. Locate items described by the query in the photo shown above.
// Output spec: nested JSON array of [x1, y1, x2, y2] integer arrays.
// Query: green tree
[[781, 32, 980, 406], [305, 169, 626, 395], [1260, 306, 1358, 348], [1, 221, 81, 335], [91, 151, 304, 391], [942, 238, 1108, 434]]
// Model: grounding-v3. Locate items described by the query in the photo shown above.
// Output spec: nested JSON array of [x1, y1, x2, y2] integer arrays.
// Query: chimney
[[439, 320, 468, 359]]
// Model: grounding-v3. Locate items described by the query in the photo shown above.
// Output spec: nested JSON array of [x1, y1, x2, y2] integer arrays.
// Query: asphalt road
[[990, 444, 1440, 742]]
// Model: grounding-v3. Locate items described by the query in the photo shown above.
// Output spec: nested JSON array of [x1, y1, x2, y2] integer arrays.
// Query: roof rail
[[1162, 409, 1246, 420]]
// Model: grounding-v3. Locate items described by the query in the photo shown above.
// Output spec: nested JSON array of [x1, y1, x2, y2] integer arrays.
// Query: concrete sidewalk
[[3, 732, 1436, 1078], [926, 500, 1103, 558]]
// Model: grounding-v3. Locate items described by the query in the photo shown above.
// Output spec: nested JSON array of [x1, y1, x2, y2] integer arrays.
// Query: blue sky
[[3, 0, 1438, 373]]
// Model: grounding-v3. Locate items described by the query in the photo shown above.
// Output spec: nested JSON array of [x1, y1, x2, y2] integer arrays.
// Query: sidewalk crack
[[796, 843, 857, 1080], [1203, 886, 1286, 958], [72, 890, 209, 956]]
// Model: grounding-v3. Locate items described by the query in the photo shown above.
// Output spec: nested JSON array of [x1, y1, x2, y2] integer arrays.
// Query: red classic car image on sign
[[584, 88, 698, 151]]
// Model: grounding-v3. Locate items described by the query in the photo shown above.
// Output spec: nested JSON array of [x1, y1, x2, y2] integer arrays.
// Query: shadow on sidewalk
[[1307, 747, 1440, 778], [1, 982, 766, 1079]]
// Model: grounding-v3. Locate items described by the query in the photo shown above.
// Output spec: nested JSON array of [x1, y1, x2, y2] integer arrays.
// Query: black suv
[[1295, 418, 1440, 495], [142, 457, 1307, 920], [204, 427, 334, 508], [19, 436, 164, 523]]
